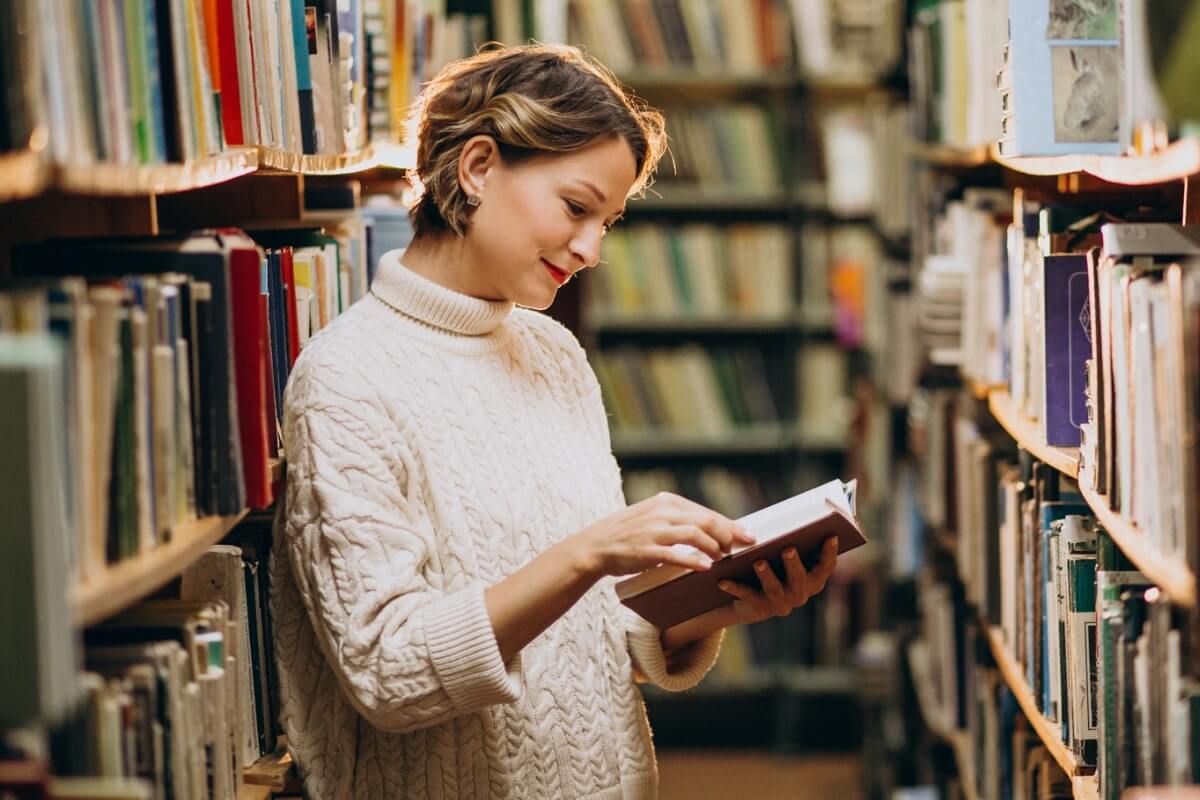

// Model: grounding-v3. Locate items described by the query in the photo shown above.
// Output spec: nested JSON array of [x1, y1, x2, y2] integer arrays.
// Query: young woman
[[271, 44, 839, 799]]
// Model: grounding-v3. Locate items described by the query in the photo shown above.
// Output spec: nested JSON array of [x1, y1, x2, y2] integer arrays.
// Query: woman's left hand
[[716, 536, 839, 625]]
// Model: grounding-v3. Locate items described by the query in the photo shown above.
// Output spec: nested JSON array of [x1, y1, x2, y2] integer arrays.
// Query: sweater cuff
[[624, 610, 723, 692], [421, 585, 523, 711]]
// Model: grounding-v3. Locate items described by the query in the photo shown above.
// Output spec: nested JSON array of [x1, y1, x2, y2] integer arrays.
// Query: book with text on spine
[[616, 479, 867, 630]]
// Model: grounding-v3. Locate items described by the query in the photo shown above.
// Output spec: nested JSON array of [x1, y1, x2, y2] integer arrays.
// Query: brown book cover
[[616, 480, 867, 630]]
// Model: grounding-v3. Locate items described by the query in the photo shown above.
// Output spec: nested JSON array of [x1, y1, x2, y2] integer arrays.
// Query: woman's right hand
[[571, 493, 756, 579]]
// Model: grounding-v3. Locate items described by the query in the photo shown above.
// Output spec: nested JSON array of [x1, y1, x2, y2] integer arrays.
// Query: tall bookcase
[[862, 3, 1200, 799]]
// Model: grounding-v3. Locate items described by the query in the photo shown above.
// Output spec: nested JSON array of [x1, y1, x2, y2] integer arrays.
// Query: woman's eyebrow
[[573, 179, 607, 204]]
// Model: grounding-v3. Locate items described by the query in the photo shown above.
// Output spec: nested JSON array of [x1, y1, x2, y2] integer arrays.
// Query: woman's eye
[[564, 199, 586, 217]]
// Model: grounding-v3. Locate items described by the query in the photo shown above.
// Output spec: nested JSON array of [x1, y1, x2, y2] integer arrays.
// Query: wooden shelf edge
[[56, 148, 260, 196], [986, 390, 1080, 478], [911, 142, 992, 168], [257, 146, 376, 175], [73, 510, 250, 626], [989, 139, 1200, 186], [1078, 468, 1197, 608], [239, 780, 274, 800], [270, 458, 285, 483], [982, 626, 1090, 780], [0, 148, 52, 201]]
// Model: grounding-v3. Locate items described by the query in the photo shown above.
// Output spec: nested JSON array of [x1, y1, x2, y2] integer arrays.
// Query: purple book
[[1043, 253, 1092, 446]]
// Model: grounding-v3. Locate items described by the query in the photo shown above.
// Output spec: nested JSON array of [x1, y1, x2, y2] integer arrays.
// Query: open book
[[615, 479, 866, 629]]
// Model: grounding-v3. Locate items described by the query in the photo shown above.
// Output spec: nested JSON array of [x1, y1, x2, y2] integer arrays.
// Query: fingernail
[[785, 549, 798, 560], [827, 538, 838, 550], [718, 581, 732, 591], [755, 561, 767, 572], [698, 556, 713, 569]]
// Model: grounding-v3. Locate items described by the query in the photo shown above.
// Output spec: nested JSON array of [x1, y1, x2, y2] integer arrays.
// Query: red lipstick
[[543, 259, 569, 285]]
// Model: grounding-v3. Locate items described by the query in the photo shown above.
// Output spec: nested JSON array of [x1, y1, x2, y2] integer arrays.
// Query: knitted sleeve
[[280, 344, 522, 734], [534, 315, 724, 692]]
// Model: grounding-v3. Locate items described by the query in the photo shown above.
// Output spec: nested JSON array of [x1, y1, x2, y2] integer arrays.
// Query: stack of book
[[0, 0, 469, 166], [651, 105, 786, 195], [1079, 225, 1200, 580], [563, 0, 796, 75], [587, 224, 793, 320], [4, 228, 366, 579], [592, 346, 780, 438], [48, 535, 281, 799]]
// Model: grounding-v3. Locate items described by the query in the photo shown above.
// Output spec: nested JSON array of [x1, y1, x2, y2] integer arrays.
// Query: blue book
[[1002, 0, 1120, 157], [290, 0, 318, 154], [1043, 253, 1092, 446]]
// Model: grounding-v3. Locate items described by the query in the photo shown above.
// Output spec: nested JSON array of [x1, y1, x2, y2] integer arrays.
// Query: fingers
[[754, 560, 790, 616], [808, 537, 839, 595], [661, 495, 753, 553], [780, 547, 810, 605], [648, 545, 713, 572], [657, 524, 724, 561], [717, 579, 757, 600]]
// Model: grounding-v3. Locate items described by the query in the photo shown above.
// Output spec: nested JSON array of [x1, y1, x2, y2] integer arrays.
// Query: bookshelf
[[617, 70, 802, 92], [907, 641, 979, 800], [1077, 468, 1198, 608], [73, 510, 250, 627], [982, 627, 1100, 800], [985, 390, 1080, 478], [587, 312, 823, 336], [0, 147, 51, 202], [982, 387, 1198, 606]]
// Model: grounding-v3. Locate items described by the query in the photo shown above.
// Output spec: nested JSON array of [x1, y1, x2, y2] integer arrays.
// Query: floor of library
[[657, 751, 862, 799]]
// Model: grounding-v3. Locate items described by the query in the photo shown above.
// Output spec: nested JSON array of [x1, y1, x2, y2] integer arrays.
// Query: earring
[[467, 194, 482, 207]]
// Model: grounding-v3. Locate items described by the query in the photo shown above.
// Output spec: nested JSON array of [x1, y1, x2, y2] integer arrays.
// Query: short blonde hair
[[409, 44, 667, 238]]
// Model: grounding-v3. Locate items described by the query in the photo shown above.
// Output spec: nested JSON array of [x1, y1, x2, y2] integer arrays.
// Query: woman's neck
[[400, 234, 502, 301]]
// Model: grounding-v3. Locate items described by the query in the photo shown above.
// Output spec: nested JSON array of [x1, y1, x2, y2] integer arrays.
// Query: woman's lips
[[543, 259, 569, 285]]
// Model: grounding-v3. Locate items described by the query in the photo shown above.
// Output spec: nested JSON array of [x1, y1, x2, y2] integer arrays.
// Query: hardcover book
[[616, 479, 866, 630]]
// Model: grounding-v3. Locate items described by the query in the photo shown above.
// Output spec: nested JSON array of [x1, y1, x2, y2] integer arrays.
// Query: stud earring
[[467, 194, 482, 207]]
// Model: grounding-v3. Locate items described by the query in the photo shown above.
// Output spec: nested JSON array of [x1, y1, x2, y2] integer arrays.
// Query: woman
[[271, 44, 839, 799]]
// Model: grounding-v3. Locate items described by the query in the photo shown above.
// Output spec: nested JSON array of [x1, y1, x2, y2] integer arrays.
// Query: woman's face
[[462, 135, 637, 310]]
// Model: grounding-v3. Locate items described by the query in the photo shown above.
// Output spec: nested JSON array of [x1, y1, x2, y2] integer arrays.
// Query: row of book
[[653, 105, 786, 194], [586, 224, 793, 319], [0, 0, 461, 165], [916, 586, 1085, 800], [1, 227, 364, 587], [927, 189, 1200, 573], [921, 389, 1200, 795], [563, 0, 795, 75], [908, 0, 1166, 156], [790, 0, 903, 82], [43, 535, 280, 800], [592, 346, 781, 437]]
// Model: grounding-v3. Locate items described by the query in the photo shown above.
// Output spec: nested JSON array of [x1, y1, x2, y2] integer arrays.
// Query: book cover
[[1042, 253, 1092, 446], [616, 479, 866, 630]]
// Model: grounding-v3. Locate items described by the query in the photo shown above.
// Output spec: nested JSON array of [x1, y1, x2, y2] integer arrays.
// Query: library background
[[2, 0, 1200, 798]]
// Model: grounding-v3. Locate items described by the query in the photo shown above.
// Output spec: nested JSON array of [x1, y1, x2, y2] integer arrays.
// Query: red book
[[215, 0, 245, 144], [227, 239, 273, 508], [261, 293, 280, 459], [279, 247, 301, 367]]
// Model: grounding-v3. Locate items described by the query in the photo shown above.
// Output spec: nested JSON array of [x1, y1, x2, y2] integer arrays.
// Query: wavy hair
[[408, 44, 667, 238]]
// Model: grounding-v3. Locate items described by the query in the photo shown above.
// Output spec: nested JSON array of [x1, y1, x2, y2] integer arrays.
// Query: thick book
[[616, 479, 866, 630]]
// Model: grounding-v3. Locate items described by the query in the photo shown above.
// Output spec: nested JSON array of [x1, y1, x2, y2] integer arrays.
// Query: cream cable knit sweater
[[270, 251, 723, 799]]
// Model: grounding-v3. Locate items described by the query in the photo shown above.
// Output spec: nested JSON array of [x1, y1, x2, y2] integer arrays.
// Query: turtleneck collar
[[370, 249, 515, 337]]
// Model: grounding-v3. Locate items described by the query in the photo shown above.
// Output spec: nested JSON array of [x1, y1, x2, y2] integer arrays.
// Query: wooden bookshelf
[[911, 142, 992, 169], [73, 510, 250, 626], [0, 147, 51, 201], [1077, 467, 1197, 608], [611, 423, 797, 458], [908, 641, 979, 800], [617, 69, 801, 91], [239, 780, 274, 800], [986, 390, 1080, 478], [57, 147, 261, 196], [990, 138, 1200, 186], [257, 146, 378, 176], [587, 312, 807, 335], [966, 379, 1003, 401], [984, 625, 1101, 800], [631, 184, 794, 212]]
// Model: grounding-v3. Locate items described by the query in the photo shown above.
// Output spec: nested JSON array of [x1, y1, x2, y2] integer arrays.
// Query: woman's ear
[[458, 135, 499, 203]]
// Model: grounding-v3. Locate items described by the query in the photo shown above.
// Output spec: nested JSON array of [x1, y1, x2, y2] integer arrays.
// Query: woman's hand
[[570, 492, 756, 579], [716, 536, 839, 625]]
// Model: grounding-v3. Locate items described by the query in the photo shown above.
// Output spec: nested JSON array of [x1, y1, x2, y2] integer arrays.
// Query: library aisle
[[3, 1, 1200, 799]]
